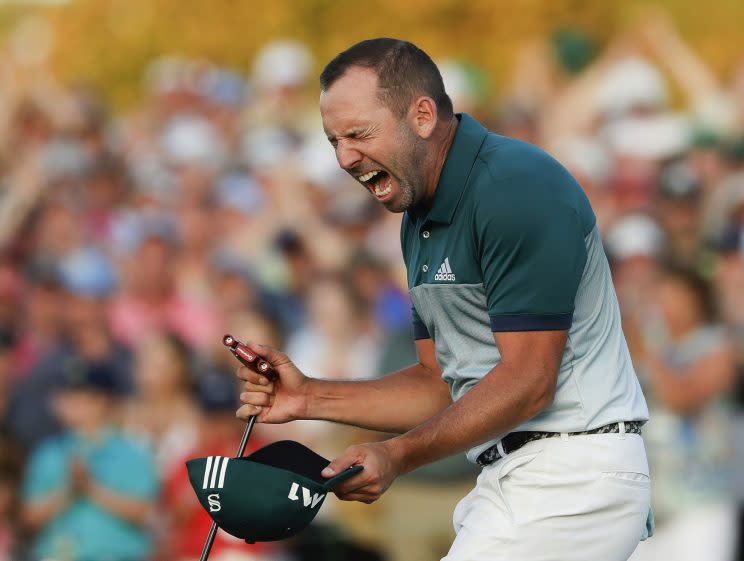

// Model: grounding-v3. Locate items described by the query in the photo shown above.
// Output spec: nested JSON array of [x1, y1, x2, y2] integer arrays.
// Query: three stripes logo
[[434, 257, 456, 281], [202, 456, 230, 491]]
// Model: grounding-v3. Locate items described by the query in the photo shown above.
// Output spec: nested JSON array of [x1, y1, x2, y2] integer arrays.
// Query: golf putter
[[198, 334, 276, 561]]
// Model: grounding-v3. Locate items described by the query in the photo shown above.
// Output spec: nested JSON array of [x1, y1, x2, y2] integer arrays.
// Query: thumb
[[321, 451, 357, 478], [246, 341, 291, 368]]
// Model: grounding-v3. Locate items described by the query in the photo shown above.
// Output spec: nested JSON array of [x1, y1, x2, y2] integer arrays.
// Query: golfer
[[237, 38, 652, 561]]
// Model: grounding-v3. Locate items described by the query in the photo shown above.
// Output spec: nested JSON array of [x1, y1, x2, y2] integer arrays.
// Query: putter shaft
[[198, 336, 274, 561]]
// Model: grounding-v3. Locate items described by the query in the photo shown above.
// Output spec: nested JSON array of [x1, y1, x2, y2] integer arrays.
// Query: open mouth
[[357, 170, 392, 198]]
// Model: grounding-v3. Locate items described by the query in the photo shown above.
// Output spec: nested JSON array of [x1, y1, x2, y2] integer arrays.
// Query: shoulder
[[471, 134, 595, 235], [28, 436, 66, 464], [24, 436, 69, 481]]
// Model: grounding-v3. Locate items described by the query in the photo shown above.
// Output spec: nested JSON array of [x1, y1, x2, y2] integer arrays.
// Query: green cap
[[187, 440, 363, 543]]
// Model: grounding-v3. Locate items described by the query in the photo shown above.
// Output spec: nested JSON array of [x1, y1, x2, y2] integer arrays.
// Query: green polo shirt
[[401, 113, 648, 463]]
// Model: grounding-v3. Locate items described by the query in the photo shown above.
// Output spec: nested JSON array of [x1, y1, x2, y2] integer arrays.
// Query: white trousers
[[443, 432, 651, 561]]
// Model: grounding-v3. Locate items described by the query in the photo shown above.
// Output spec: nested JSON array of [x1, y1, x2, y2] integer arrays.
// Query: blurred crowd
[[0, 11, 744, 561]]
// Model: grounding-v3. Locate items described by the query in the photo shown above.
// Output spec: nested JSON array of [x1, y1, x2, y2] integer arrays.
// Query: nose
[[335, 142, 363, 172]]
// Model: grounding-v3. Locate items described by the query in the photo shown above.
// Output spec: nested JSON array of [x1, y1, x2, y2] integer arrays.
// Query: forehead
[[320, 67, 391, 134]]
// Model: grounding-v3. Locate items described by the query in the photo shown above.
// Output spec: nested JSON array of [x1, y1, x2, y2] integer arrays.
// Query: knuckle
[[236, 404, 261, 418], [245, 381, 273, 394], [241, 392, 268, 406]]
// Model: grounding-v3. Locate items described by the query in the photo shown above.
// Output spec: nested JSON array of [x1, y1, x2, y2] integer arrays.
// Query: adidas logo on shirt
[[434, 258, 456, 281]]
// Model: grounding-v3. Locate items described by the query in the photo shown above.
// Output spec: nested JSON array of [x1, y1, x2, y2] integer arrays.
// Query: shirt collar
[[419, 113, 488, 224]]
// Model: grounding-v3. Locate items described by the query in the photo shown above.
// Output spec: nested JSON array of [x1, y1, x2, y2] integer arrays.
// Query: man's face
[[321, 67, 427, 213]]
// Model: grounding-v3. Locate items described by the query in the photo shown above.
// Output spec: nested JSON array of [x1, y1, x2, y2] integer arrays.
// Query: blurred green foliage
[[1, 0, 744, 107]]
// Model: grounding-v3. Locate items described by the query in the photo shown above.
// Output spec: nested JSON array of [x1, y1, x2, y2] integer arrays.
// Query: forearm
[[389, 361, 552, 473], [645, 351, 733, 414], [306, 362, 452, 433], [22, 490, 71, 529], [87, 482, 152, 526]]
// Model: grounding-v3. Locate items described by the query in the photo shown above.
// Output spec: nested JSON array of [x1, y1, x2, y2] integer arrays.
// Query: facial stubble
[[383, 122, 428, 213]]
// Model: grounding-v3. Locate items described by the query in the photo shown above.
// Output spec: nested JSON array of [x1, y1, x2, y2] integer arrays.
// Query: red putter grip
[[222, 334, 275, 379]]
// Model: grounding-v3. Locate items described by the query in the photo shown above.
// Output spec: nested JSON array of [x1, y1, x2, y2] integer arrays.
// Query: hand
[[321, 440, 404, 504], [70, 458, 91, 497], [235, 342, 311, 423]]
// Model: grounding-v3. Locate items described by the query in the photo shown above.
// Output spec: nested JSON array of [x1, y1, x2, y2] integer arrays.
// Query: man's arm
[[323, 329, 565, 502], [236, 338, 452, 434], [307, 337, 452, 432], [390, 330, 565, 472]]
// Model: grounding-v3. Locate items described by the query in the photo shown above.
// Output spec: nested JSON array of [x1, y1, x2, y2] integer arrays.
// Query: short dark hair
[[320, 38, 453, 120]]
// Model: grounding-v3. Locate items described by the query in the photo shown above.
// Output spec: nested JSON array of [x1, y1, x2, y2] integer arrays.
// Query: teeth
[[374, 183, 392, 197], [358, 170, 380, 183]]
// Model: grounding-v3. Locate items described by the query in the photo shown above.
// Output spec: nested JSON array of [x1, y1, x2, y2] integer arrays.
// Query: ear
[[410, 96, 438, 140]]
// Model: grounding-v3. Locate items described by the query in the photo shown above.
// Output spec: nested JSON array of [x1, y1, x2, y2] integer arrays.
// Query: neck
[[73, 423, 108, 441], [421, 115, 459, 208]]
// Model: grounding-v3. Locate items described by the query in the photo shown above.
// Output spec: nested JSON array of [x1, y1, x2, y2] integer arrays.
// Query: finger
[[246, 341, 292, 368], [239, 391, 273, 407], [236, 404, 263, 421], [331, 472, 375, 496], [243, 381, 274, 394], [335, 491, 379, 504], [322, 449, 363, 478], [235, 366, 270, 384]]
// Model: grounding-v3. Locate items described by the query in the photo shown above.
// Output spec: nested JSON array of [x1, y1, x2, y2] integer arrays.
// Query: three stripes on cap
[[202, 456, 230, 489]]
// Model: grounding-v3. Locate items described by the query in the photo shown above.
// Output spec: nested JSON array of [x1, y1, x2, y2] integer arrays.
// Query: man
[[237, 38, 652, 561]]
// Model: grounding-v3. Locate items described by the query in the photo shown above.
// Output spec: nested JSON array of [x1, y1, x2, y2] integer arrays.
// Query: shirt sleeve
[[411, 305, 431, 340], [475, 182, 588, 332]]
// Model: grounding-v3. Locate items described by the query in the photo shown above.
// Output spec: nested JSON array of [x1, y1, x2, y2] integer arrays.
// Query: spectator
[[12, 259, 65, 379], [630, 267, 737, 561], [655, 159, 704, 268], [108, 230, 221, 351], [606, 213, 666, 324], [7, 278, 130, 452], [121, 333, 200, 475], [20, 357, 158, 561]]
